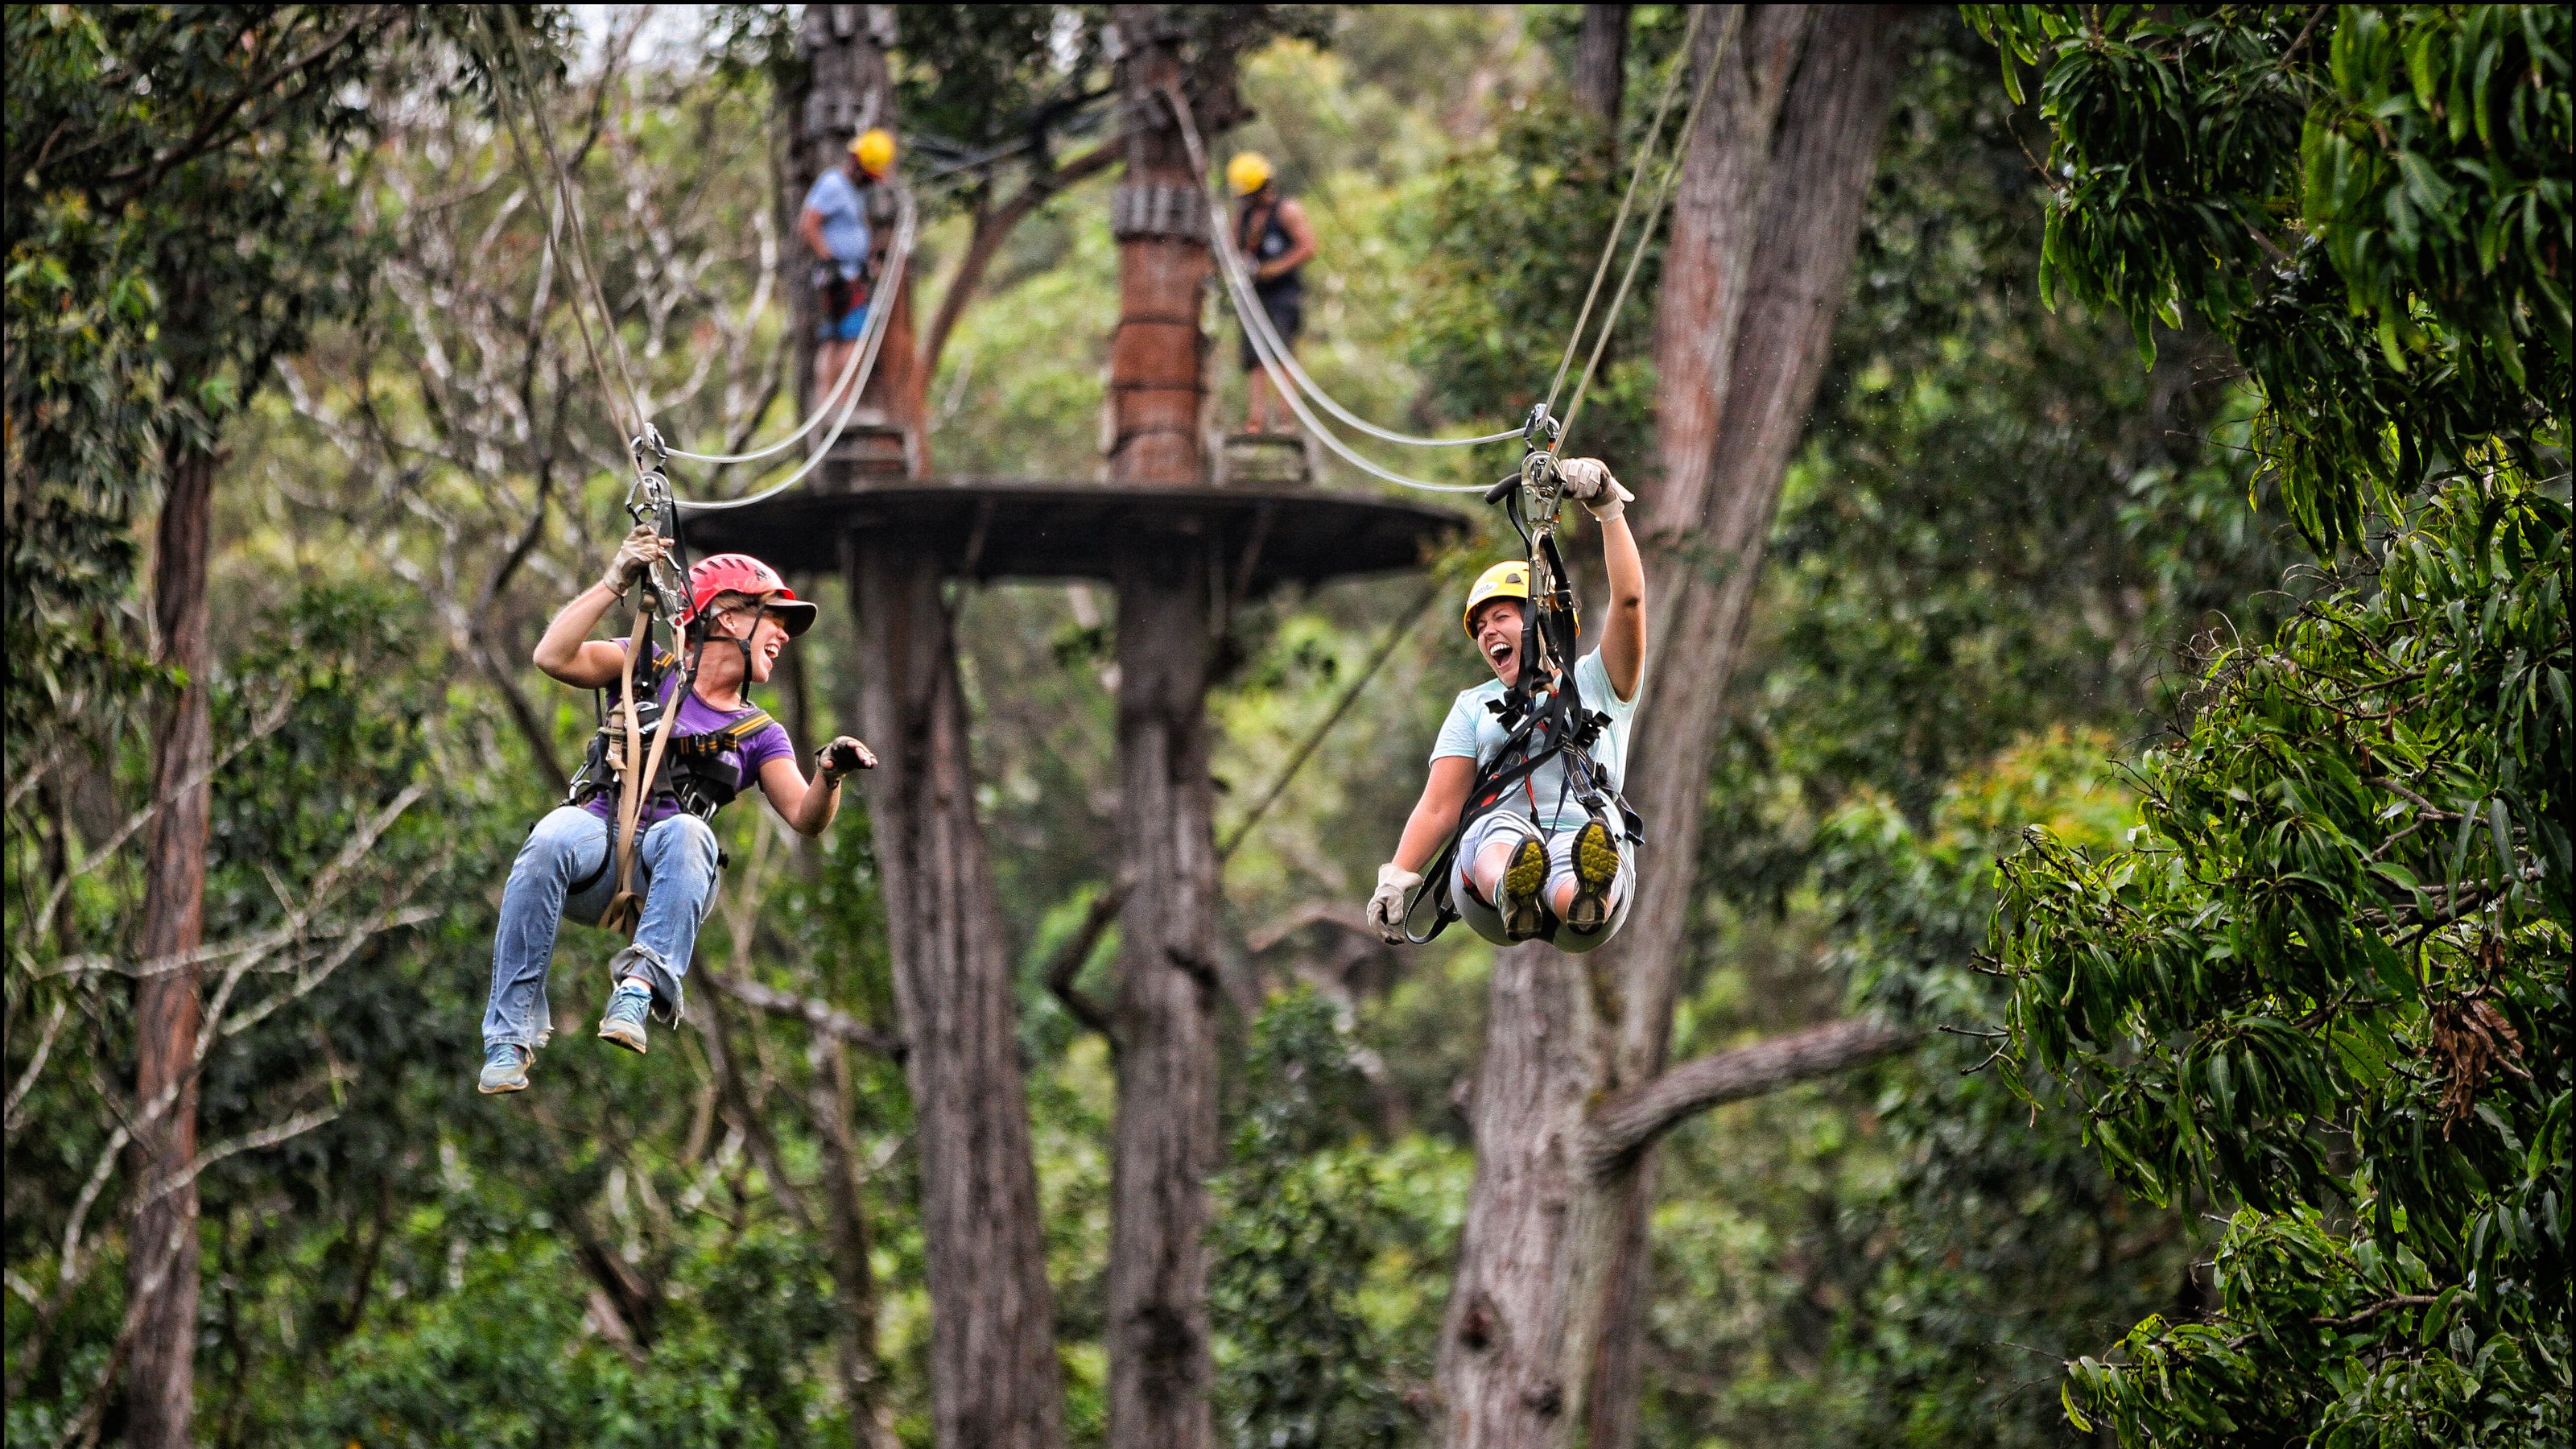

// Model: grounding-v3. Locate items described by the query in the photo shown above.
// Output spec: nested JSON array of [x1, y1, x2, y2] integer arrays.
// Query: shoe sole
[[597, 1020, 649, 1055], [1566, 819, 1620, 933], [477, 1075, 529, 1096], [1501, 836, 1549, 942]]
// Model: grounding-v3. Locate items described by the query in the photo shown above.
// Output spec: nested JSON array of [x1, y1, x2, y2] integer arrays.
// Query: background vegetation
[[7, 5, 2565, 1447]]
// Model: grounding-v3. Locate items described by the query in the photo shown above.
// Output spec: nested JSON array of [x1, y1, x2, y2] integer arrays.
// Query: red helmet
[[682, 553, 816, 637]]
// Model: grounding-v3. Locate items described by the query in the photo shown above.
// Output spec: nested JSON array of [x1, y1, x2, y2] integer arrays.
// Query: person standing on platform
[[1228, 151, 1316, 435], [799, 126, 896, 413]]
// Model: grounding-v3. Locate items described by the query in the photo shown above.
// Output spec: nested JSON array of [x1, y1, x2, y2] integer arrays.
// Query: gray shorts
[[1449, 807, 1635, 953]]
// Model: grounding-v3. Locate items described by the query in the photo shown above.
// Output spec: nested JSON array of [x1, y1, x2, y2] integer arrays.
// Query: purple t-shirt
[[585, 658, 795, 828]]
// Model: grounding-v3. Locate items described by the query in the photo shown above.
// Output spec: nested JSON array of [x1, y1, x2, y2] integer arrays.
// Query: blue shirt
[[1431, 649, 1640, 831], [803, 168, 872, 279]]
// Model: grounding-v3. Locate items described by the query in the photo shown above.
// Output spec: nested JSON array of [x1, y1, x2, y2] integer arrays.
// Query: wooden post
[[800, 8, 1065, 1447], [1102, 9, 1223, 1448]]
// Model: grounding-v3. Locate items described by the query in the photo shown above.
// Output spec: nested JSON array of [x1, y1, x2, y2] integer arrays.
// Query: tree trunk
[[846, 536, 1066, 1449], [1101, 10, 1224, 1447], [1573, 6, 1631, 133], [1435, 10, 1909, 1447], [805, 9, 1063, 1447], [126, 440, 217, 1449]]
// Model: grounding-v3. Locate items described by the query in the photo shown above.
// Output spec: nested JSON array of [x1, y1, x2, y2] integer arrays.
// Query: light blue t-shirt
[[802, 168, 872, 278], [1431, 649, 1640, 831]]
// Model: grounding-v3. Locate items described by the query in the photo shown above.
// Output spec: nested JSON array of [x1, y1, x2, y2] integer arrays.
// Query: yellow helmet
[[1227, 150, 1274, 196], [1463, 560, 1531, 637], [852, 127, 896, 178]]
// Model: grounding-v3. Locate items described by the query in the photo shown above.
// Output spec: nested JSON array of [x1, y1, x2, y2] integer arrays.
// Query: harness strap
[[599, 609, 686, 937]]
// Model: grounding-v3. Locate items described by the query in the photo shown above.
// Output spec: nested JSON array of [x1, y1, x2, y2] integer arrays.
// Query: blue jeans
[[482, 806, 720, 1048]]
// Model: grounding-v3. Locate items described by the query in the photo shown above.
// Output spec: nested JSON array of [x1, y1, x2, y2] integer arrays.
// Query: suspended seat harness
[[1401, 408, 1646, 946], [556, 441, 771, 935]]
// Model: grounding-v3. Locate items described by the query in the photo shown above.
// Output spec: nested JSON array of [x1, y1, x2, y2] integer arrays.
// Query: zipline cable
[[1166, 93, 1491, 493], [1169, 90, 1514, 452], [1558, 6, 1736, 455], [1164, 6, 1728, 493], [496, 10, 653, 441], [489, 18, 641, 452], [1538, 2, 1707, 423], [661, 295, 873, 463]]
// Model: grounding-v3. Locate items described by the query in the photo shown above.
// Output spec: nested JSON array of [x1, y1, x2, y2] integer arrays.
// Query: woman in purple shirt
[[477, 527, 875, 1094]]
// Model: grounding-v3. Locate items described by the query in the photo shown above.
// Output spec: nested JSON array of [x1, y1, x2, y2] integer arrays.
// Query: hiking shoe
[[597, 983, 653, 1055], [1566, 818, 1621, 933], [1499, 836, 1550, 943], [478, 1042, 533, 1095]]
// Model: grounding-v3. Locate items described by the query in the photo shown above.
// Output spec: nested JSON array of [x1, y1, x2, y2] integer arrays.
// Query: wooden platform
[[679, 478, 1469, 592]]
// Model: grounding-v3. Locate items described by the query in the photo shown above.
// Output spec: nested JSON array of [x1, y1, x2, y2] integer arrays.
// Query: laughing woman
[[476, 528, 876, 1094]]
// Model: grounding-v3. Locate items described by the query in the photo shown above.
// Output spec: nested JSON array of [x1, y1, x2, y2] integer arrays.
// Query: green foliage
[[2, 5, 522, 753], [1212, 991, 1408, 1449], [1992, 483, 2570, 1446], [1408, 84, 1660, 462], [1961, 9, 2572, 1444], [1967, 4, 2572, 553]]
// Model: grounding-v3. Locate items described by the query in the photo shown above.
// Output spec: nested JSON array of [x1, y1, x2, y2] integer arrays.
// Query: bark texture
[[1573, 6, 1633, 131], [1435, 10, 1910, 1447], [846, 537, 1066, 1449], [126, 441, 217, 1449], [1100, 12, 1225, 1447], [809, 9, 1063, 1446]]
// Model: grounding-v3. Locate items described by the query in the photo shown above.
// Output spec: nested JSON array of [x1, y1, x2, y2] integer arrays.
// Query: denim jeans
[[481, 805, 720, 1048]]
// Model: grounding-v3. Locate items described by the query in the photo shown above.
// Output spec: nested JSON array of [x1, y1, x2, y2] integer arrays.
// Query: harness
[[1400, 406, 1644, 945]]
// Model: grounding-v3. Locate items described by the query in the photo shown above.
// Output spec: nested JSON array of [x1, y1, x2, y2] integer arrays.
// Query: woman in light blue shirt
[[1366, 458, 1645, 950]]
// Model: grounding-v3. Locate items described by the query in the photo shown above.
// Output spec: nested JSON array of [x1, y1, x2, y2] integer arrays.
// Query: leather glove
[[600, 524, 669, 597], [1558, 457, 1635, 522], [815, 735, 878, 782], [1366, 862, 1422, 944]]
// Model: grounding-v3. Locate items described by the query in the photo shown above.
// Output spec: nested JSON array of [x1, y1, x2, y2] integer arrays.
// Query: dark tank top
[[1236, 196, 1303, 302]]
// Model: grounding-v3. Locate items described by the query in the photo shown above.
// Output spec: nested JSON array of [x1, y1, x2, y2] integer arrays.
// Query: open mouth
[[1487, 640, 1513, 667], [760, 642, 782, 668]]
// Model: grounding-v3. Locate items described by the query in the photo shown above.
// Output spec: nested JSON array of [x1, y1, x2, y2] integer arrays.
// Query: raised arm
[[533, 525, 663, 689], [1562, 458, 1645, 700]]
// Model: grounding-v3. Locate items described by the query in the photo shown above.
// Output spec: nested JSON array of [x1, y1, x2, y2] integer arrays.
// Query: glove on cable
[[1558, 457, 1635, 522], [1366, 862, 1422, 944], [815, 735, 878, 782], [600, 524, 669, 597]]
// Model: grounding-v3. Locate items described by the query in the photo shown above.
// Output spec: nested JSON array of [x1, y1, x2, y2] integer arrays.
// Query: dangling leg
[[481, 807, 610, 1092], [1552, 814, 1624, 934], [1463, 813, 1550, 943], [597, 812, 721, 1054], [1546, 824, 1633, 949]]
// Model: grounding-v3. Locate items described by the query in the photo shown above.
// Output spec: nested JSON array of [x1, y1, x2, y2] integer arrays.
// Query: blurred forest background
[[6, 5, 2566, 1448]]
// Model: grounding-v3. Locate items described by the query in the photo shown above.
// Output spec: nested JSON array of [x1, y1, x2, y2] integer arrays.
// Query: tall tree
[[1435, 8, 1915, 1447], [4, 10, 502, 1442], [791, 8, 1069, 1447]]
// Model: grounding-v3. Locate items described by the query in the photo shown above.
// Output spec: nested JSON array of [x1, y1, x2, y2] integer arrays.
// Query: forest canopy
[[6, 6, 2566, 1449]]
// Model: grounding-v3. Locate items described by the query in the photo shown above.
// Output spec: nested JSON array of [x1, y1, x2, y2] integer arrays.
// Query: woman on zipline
[[477, 527, 874, 1094], [1368, 457, 1643, 951]]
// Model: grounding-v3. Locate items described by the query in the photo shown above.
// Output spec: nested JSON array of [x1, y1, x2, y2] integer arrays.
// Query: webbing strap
[[599, 607, 683, 937]]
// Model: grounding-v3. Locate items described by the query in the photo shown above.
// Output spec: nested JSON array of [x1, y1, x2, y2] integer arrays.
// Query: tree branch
[[1046, 880, 1129, 1045], [917, 136, 1125, 381], [699, 968, 904, 1059], [1583, 1018, 1918, 1176]]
